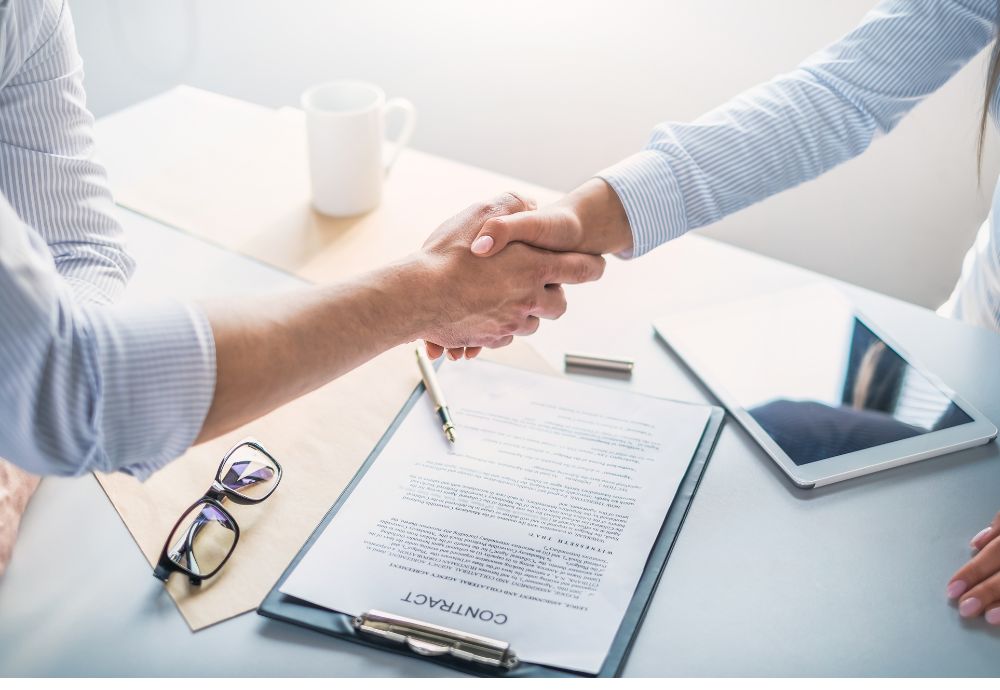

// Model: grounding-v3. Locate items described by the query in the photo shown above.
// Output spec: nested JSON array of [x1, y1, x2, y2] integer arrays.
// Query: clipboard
[[258, 375, 726, 677]]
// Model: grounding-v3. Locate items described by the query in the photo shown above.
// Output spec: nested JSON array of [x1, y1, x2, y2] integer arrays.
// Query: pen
[[415, 347, 456, 443]]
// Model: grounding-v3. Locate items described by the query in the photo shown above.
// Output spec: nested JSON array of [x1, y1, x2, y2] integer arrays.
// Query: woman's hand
[[469, 178, 634, 258], [947, 509, 1000, 624]]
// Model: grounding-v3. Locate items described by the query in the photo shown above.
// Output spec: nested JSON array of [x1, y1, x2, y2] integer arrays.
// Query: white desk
[[2, 207, 1000, 676]]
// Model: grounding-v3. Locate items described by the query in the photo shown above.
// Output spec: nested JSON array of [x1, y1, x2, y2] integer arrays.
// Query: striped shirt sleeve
[[0, 196, 216, 479], [599, 0, 998, 257], [0, 0, 133, 305], [0, 0, 217, 479]]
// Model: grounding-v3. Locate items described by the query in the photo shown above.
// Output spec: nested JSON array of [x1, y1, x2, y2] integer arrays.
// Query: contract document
[[281, 360, 712, 674]]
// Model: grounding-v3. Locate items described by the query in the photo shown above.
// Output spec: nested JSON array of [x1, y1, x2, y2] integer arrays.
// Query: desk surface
[[3, 207, 1000, 676]]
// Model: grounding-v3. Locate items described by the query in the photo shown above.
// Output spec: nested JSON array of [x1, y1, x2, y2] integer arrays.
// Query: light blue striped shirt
[[600, 0, 1000, 329], [0, 0, 215, 478]]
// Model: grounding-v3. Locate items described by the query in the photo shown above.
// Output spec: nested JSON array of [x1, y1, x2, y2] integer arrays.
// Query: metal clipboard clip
[[353, 610, 519, 670]]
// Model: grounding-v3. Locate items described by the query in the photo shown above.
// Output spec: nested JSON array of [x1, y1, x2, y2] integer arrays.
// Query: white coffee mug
[[301, 80, 416, 217]]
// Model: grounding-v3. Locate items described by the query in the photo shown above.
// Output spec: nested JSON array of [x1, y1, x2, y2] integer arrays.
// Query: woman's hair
[[980, 6, 1000, 169]]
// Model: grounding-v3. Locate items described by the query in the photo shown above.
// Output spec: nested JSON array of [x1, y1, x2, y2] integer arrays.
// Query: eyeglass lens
[[217, 444, 279, 501], [165, 501, 237, 577]]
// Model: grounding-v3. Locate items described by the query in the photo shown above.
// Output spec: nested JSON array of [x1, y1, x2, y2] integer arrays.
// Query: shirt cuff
[[85, 300, 216, 480], [597, 150, 688, 258]]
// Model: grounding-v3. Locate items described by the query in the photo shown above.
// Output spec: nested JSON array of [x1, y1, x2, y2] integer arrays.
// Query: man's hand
[[468, 178, 634, 259], [197, 192, 604, 444], [424, 180, 631, 359], [0, 460, 40, 576], [414, 193, 606, 359], [947, 510, 1000, 625]]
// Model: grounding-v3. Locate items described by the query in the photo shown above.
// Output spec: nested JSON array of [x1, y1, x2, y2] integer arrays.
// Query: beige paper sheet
[[93, 86, 561, 630], [95, 86, 560, 282]]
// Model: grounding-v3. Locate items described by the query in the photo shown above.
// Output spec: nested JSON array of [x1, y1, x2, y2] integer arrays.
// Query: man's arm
[[0, 193, 604, 478], [0, 0, 134, 573], [469, 0, 998, 259]]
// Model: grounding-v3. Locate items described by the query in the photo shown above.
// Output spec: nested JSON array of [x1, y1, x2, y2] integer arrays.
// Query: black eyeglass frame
[[153, 438, 283, 586]]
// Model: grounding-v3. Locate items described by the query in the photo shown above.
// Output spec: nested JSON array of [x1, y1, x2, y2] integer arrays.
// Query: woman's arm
[[470, 0, 999, 259]]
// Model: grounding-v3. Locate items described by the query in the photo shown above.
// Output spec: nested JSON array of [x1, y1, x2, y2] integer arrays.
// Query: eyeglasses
[[153, 438, 282, 585]]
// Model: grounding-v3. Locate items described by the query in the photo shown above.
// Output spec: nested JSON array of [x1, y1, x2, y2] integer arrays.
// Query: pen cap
[[564, 352, 634, 374]]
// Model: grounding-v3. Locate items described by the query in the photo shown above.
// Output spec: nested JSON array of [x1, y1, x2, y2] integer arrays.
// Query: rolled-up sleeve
[[0, 197, 216, 479], [598, 0, 997, 257]]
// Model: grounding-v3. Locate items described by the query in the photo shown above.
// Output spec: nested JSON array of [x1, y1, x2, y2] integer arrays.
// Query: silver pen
[[415, 347, 456, 443]]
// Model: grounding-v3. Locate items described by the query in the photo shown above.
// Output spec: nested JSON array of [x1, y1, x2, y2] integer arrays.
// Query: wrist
[[376, 255, 441, 344], [559, 177, 633, 255]]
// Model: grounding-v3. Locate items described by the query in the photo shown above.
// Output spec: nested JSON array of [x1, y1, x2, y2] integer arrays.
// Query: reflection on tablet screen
[[749, 318, 972, 465]]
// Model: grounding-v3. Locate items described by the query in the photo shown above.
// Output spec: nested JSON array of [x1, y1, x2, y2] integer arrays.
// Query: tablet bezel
[[653, 287, 998, 489]]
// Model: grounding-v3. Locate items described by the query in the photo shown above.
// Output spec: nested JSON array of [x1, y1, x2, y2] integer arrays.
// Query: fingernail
[[471, 236, 494, 254], [986, 608, 1000, 625], [971, 526, 992, 548], [959, 597, 981, 618], [947, 580, 968, 599]]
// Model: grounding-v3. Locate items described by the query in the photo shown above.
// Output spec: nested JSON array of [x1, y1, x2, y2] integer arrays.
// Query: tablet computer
[[653, 283, 997, 488]]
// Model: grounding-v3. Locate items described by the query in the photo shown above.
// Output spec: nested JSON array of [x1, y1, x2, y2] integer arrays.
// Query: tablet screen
[[667, 286, 973, 465]]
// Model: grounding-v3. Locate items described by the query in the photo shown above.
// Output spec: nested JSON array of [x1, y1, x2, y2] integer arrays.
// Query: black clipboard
[[258, 371, 725, 677]]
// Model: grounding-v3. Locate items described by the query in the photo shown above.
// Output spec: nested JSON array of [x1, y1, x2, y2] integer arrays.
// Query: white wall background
[[71, 0, 1000, 308]]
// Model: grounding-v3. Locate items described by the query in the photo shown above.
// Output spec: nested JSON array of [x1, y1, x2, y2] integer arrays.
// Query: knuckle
[[501, 319, 520, 334], [555, 294, 568, 317], [501, 191, 529, 212], [490, 335, 513, 349], [520, 296, 537, 315], [477, 199, 501, 219], [481, 192, 524, 219], [487, 216, 511, 241], [483, 215, 505, 232]]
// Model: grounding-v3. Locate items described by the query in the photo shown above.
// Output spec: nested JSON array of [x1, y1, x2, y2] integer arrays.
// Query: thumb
[[471, 208, 580, 257]]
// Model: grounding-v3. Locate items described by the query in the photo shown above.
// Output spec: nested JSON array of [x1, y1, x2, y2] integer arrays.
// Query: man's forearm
[[196, 258, 431, 443]]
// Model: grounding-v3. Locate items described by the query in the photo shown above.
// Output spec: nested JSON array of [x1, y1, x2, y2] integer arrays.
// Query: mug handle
[[382, 97, 417, 175]]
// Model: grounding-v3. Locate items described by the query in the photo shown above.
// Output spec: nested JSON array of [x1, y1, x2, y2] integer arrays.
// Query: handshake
[[402, 180, 633, 359]]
